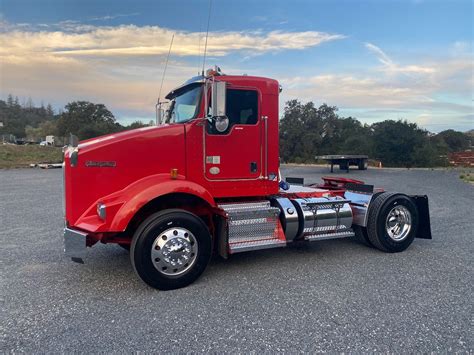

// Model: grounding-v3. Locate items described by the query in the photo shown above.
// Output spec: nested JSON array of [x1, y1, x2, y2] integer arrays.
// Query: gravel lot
[[1, 166, 473, 352]]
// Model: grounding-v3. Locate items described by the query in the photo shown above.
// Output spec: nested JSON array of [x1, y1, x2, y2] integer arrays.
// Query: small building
[[46, 135, 55, 146]]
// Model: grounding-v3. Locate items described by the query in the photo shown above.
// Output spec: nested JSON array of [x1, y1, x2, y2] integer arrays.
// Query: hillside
[[0, 144, 63, 168]]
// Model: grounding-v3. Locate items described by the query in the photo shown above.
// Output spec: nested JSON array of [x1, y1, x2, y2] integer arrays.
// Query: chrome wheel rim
[[150, 227, 198, 276], [385, 205, 412, 241]]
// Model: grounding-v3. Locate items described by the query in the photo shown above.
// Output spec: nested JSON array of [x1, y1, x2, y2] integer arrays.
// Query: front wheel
[[366, 192, 419, 253], [131, 209, 212, 290]]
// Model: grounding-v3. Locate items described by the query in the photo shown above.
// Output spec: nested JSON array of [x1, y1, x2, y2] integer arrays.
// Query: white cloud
[[280, 43, 473, 131], [0, 24, 344, 61], [365, 42, 435, 74], [365, 42, 394, 66], [1, 17, 471, 132], [0, 21, 344, 121], [89, 13, 140, 21]]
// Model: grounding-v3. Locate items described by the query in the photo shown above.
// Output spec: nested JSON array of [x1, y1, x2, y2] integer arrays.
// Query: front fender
[[74, 174, 216, 233]]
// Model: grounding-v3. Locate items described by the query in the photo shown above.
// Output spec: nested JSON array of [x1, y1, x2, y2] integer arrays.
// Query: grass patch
[[459, 171, 474, 184], [0, 144, 63, 169]]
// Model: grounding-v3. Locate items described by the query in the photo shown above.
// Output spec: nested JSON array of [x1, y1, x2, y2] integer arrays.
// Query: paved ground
[[1, 166, 473, 352]]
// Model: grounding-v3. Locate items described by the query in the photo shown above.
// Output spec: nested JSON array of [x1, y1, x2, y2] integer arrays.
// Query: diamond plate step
[[229, 238, 287, 253], [219, 201, 286, 254], [304, 229, 355, 241]]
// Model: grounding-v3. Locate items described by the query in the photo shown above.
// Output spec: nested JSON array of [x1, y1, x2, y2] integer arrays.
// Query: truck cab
[[63, 68, 432, 290], [165, 72, 280, 198]]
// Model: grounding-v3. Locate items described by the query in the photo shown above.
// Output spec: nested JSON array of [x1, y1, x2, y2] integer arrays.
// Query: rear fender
[[347, 191, 432, 240]]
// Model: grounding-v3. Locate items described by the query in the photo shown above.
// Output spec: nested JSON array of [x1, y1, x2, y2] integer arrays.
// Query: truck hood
[[65, 123, 186, 229], [78, 125, 172, 152]]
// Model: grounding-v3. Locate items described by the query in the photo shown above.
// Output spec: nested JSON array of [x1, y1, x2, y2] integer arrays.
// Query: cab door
[[204, 88, 262, 180]]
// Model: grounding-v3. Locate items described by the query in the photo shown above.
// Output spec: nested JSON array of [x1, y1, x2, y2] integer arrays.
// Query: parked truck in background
[[63, 67, 432, 290]]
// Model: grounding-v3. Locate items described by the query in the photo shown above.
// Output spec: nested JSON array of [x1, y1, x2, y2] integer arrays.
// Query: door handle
[[250, 162, 258, 173]]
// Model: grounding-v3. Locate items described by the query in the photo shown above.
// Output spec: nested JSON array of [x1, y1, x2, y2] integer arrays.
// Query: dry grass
[[459, 170, 474, 184], [0, 144, 63, 168]]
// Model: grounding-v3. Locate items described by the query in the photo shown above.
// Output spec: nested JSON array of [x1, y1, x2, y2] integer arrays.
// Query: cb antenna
[[196, 15, 203, 75], [201, 0, 212, 76], [156, 34, 174, 125], [157, 34, 175, 106]]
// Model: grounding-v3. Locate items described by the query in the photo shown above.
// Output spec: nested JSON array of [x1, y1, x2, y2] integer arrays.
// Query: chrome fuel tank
[[292, 197, 353, 238], [273, 196, 353, 240]]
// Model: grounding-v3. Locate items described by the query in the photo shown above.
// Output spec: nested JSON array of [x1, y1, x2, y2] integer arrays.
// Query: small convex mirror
[[215, 116, 229, 133]]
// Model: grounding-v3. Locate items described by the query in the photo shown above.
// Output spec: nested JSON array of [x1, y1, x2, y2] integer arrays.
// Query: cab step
[[219, 201, 286, 254], [304, 229, 355, 241]]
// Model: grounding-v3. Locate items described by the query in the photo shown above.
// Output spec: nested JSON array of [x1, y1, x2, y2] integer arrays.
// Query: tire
[[366, 192, 418, 253], [118, 243, 130, 251], [130, 209, 212, 290], [352, 225, 373, 247]]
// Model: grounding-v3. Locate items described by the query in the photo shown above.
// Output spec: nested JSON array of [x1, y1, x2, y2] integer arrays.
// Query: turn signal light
[[170, 168, 178, 179]]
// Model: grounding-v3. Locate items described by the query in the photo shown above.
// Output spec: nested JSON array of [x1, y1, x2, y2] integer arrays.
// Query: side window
[[226, 89, 258, 126], [207, 88, 259, 134]]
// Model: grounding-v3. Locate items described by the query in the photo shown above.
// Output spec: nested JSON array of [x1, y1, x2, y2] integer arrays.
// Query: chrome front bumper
[[64, 227, 87, 263]]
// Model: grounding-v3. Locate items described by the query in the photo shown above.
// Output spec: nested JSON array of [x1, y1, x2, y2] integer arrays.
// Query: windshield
[[166, 84, 202, 123]]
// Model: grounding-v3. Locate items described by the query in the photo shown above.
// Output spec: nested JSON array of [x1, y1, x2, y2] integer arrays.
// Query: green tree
[[46, 104, 54, 118], [56, 101, 122, 140], [279, 101, 372, 163], [371, 120, 430, 167], [127, 120, 149, 130], [412, 135, 449, 167], [436, 129, 470, 152], [279, 101, 454, 167], [279, 100, 327, 163], [0, 95, 57, 138], [25, 125, 41, 141], [322, 116, 372, 155], [25, 120, 58, 141]]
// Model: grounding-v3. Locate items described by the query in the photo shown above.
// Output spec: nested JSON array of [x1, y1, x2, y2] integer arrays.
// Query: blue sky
[[0, 0, 472, 131]]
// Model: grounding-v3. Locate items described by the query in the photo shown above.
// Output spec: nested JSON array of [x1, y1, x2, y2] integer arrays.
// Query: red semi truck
[[63, 68, 432, 290]]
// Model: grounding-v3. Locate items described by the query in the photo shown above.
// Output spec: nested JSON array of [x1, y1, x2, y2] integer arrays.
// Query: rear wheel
[[118, 243, 130, 251], [366, 192, 418, 252], [352, 225, 372, 247], [131, 209, 212, 290]]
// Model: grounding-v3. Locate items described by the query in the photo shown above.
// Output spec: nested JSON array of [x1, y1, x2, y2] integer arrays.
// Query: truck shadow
[[68, 238, 380, 291], [204, 238, 377, 277]]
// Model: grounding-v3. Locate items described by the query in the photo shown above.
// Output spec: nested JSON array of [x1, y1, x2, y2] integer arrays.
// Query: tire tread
[[366, 192, 399, 252]]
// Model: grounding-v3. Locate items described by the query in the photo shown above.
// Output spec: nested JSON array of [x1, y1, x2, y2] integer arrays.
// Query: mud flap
[[216, 215, 229, 259], [410, 195, 432, 239]]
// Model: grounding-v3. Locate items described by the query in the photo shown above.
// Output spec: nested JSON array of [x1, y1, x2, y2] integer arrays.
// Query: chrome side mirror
[[211, 81, 226, 118], [210, 81, 228, 132]]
